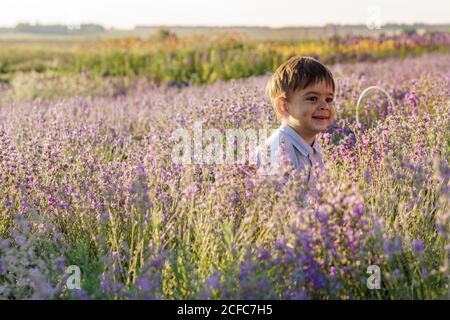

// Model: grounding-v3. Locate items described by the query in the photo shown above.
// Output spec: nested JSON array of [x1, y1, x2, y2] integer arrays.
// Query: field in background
[[0, 26, 449, 300], [0, 26, 449, 102]]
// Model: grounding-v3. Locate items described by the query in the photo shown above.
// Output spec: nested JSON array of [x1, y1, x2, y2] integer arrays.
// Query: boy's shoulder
[[255, 125, 291, 167], [263, 126, 284, 147]]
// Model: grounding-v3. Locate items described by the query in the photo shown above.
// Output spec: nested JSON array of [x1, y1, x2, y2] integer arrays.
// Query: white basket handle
[[355, 86, 395, 124]]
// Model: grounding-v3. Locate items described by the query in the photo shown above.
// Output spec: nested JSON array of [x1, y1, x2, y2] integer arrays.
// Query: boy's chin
[[311, 124, 330, 132], [311, 120, 333, 132]]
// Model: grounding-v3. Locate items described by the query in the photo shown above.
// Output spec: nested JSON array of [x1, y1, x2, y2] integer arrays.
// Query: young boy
[[256, 56, 336, 186]]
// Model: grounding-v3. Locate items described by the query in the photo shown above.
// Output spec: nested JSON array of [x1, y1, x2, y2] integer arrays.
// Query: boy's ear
[[275, 96, 289, 117]]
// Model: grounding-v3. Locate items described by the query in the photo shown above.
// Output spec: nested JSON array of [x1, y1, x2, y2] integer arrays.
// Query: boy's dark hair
[[266, 56, 335, 119]]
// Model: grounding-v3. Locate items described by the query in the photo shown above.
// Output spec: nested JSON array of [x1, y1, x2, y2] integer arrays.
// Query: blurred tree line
[[1, 23, 105, 34]]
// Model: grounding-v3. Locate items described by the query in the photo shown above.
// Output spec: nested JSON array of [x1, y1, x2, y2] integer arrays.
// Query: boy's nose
[[319, 102, 329, 109]]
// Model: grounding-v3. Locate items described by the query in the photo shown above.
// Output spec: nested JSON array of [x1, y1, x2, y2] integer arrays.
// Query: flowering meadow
[[1, 31, 449, 88], [0, 53, 449, 299]]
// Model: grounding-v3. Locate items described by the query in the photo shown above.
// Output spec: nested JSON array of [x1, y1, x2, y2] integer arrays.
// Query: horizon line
[[1, 21, 450, 30]]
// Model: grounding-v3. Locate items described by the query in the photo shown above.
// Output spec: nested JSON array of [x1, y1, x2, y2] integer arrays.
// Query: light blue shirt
[[255, 122, 325, 184]]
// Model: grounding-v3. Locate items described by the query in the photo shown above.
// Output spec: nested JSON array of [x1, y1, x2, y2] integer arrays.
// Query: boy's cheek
[[300, 110, 311, 119], [330, 110, 337, 121]]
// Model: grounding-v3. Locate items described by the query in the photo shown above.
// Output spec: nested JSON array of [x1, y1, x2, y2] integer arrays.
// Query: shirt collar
[[279, 122, 321, 156]]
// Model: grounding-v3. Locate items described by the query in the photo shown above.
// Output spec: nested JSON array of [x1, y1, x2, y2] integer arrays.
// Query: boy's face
[[277, 80, 336, 140]]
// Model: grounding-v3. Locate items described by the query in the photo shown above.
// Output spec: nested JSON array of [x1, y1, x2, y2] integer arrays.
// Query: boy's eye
[[307, 97, 317, 102], [326, 98, 334, 103]]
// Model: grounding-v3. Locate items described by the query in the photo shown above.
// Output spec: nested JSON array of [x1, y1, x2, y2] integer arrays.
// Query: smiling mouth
[[312, 116, 330, 120]]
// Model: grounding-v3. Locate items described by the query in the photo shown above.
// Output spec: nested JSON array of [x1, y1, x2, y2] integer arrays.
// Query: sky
[[0, 0, 449, 29]]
